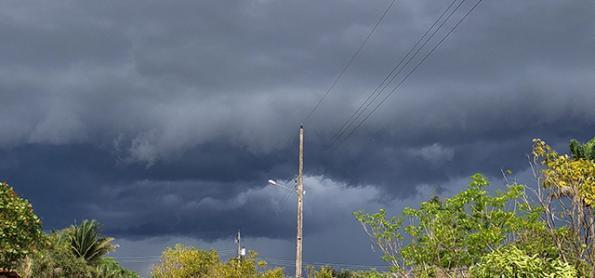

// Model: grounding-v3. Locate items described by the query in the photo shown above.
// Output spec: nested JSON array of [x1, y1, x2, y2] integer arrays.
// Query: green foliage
[[15, 224, 138, 278], [569, 137, 595, 161], [150, 244, 284, 278], [402, 174, 531, 270], [307, 265, 335, 278], [355, 174, 557, 276], [70, 220, 116, 264], [346, 270, 390, 278], [0, 181, 43, 269], [19, 230, 90, 278], [94, 257, 139, 278], [353, 209, 404, 272], [533, 138, 595, 275], [534, 138, 595, 205], [470, 246, 577, 277], [151, 244, 220, 278], [306, 266, 390, 278]]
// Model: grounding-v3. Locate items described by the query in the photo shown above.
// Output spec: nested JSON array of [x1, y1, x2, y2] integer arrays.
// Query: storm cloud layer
[[1, 0, 595, 274]]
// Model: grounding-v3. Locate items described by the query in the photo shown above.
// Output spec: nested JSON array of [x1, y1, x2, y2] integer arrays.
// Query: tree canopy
[[150, 244, 284, 278], [0, 182, 43, 269]]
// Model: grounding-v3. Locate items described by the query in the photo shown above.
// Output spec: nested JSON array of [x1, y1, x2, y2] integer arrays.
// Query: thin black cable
[[339, 0, 484, 144], [330, 0, 463, 144], [303, 0, 398, 123]]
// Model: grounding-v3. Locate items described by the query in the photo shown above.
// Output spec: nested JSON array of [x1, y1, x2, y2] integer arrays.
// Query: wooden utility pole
[[296, 125, 304, 278]]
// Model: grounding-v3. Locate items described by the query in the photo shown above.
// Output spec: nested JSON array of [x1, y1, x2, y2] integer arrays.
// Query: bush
[[470, 246, 577, 277]]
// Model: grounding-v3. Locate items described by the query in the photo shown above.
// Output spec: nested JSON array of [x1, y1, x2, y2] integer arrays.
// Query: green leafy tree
[[70, 220, 116, 265], [150, 244, 284, 278], [355, 174, 549, 276], [211, 250, 283, 278], [0, 181, 43, 269], [151, 244, 220, 278]]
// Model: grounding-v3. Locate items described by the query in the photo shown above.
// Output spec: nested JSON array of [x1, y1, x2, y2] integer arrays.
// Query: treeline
[[1, 137, 593, 277]]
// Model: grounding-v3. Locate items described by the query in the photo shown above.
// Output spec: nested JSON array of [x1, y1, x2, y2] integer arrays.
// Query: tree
[[150, 244, 284, 278], [354, 174, 550, 277], [151, 244, 220, 278], [210, 250, 282, 278], [70, 220, 116, 265], [531, 138, 595, 276], [0, 181, 43, 269]]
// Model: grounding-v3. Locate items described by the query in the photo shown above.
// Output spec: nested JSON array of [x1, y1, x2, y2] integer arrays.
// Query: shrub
[[470, 246, 577, 277]]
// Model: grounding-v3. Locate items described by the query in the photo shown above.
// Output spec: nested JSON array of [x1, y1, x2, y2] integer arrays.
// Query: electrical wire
[[262, 257, 391, 269], [329, 0, 462, 145], [303, 0, 398, 123], [334, 0, 484, 146]]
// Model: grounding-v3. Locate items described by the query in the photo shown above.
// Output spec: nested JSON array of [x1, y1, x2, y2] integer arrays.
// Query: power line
[[303, 0, 398, 123], [335, 0, 484, 146], [263, 257, 391, 269], [329, 0, 461, 145]]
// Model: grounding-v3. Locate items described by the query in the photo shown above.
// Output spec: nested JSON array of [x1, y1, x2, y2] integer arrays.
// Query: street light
[[267, 179, 305, 194], [267, 179, 279, 186]]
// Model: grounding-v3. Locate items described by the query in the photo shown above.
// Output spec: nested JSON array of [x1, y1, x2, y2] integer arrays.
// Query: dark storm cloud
[[1, 0, 594, 255]]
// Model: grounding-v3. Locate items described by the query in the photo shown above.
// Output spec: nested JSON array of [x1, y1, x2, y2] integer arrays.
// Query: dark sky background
[[1, 0, 595, 276]]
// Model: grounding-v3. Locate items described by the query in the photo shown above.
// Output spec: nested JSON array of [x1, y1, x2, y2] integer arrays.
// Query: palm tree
[[69, 220, 116, 264]]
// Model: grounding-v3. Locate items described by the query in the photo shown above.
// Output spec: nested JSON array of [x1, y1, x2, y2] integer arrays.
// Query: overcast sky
[[2, 0, 595, 276]]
